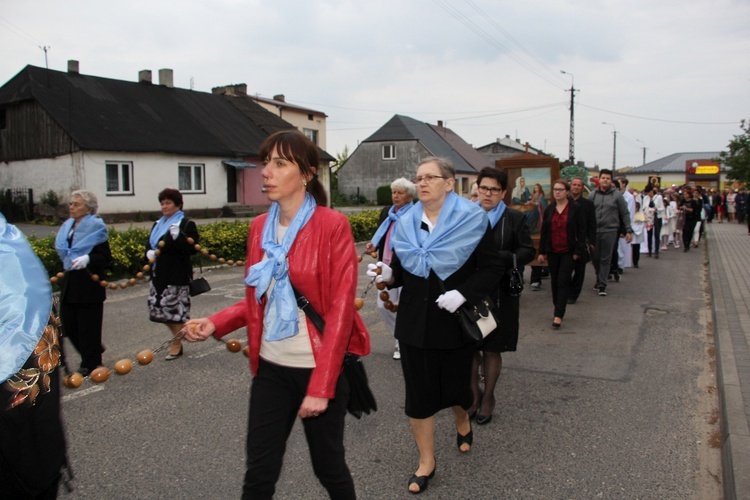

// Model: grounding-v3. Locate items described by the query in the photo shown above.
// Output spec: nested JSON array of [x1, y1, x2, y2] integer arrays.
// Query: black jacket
[[147, 218, 200, 291], [570, 194, 597, 247], [390, 226, 503, 350], [60, 239, 112, 304], [538, 202, 588, 259]]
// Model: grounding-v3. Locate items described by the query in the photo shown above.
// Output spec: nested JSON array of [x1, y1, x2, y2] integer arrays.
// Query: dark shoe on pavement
[[598, 286, 607, 297]]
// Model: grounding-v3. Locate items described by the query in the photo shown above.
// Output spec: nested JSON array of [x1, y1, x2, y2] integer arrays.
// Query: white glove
[[435, 290, 466, 313], [366, 262, 393, 284], [146, 249, 156, 261], [70, 255, 90, 270], [170, 224, 180, 240]]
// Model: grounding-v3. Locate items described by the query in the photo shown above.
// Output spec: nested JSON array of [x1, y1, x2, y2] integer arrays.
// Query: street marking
[[62, 385, 105, 402]]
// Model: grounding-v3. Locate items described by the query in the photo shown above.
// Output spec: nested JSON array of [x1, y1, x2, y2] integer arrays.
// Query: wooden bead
[[194, 244, 201, 251], [119, 282, 128, 289], [376, 281, 386, 290], [384, 300, 393, 310], [357, 255, 363, 262], [63, 372, 84, 388], [157, 240, 165, 248], [142, 265, 151, 272], [391, 304, 399, 312], [187, 237, 195, 245], [90, 367, 110, 383], [226, 339, 242, 353], [379, 291, 390, 301], [210, 254, 217, 261], [100, 280, 109, 288], [114, 359, 133, 375], [354, 297, 365, 310], [109, 284, 118, 290], [50, 277, 58, 284], [136, 272, 144, 279], [227, 260, 234, 266], [201, 249, 209, 255], [218, 257, 226, 264], [236, 260, 244, 266], [91, 274, 99, 282], [129, 278, 137, 285], [136, 350, 154, 365], [370, 252, 378, 258], [56, 272, 65, 279], [154, 249, 161, 256]]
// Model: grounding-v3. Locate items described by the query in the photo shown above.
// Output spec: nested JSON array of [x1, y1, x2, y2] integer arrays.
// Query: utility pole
[[636, 139, 647, 165], [561, 70, 578, 164], [602, 122, 617, 175]]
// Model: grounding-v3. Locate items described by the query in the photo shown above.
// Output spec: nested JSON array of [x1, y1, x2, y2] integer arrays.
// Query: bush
[[376, 185, 392, 205], [347, 210, 380, 242]]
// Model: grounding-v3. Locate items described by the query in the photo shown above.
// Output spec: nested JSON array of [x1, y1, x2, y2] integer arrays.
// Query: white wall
[[1, 151, 230, 215]]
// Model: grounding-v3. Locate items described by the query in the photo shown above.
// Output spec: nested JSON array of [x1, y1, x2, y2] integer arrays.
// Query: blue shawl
[[1, 213, 53, 383], [54, 214, 108, 270], [149, 210, 185, 250], [245, 194, 317, 341], [370, 202, 413, 248], [392, 192, 488, 280]]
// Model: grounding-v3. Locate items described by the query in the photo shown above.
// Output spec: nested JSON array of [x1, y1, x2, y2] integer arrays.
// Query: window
[[303, 128, 318, 145], [178, 164, 205, 193], [106, 161, 133, 195], [382, 144, 396, 160]]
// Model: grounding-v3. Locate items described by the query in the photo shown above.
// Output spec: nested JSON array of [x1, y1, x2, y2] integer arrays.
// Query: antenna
[[39, 45, 50, 69]]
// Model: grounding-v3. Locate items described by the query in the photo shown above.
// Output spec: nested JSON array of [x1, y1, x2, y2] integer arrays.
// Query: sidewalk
[[706, 221, 750, 499]]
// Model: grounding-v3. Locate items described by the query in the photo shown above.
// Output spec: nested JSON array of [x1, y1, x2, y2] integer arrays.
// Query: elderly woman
[[146, 188, 200, 360], [536, 180, 587, 328], [369, 157, 502, 494], [365, 177, 416, 360], [54, 190, 112, 376], [469, 167, 534, 425], [183, 130, 370, 499]]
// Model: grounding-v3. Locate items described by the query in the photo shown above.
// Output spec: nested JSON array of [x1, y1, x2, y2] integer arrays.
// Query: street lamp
[[561, 70, 578, 164], [602, 122, 617, 174], [636, 139, 647, 166]]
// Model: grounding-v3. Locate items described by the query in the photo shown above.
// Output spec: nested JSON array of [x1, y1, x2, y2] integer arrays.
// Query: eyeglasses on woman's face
[[412, 174, 447, 184], [477, 185, 503, 195], [553, 187, 567, 192]]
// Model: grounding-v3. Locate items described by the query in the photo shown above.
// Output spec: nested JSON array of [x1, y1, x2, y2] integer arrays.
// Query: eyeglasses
[[477, 185, 503, 195], [412, 175, 447, 184], [553, 188, 567, 192]]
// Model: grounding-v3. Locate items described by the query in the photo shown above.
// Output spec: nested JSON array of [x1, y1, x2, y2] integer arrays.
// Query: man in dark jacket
[[567, 176, 596, 304], [589, 169, 632, 297]]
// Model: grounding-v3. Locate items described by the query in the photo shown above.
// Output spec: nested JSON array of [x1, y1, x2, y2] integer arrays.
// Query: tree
[[719, 119, 750, 184]]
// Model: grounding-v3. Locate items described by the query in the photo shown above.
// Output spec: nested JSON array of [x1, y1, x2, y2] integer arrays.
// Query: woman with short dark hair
[[146, 187, 200, 359]]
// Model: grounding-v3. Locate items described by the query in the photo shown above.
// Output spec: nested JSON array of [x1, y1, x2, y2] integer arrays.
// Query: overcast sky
[[3, 0, 749, 169]]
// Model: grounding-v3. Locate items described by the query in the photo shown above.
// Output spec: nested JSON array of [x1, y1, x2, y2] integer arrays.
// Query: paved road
[[56, 235, 721, 499]]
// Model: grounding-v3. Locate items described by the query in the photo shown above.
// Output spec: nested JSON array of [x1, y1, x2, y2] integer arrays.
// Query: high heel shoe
[[477, 396, 495, 425], [408, 463, 436, 494], [552, 317, 562, 328], [456, 426, 473, 453], [165, 345, 183, 361]]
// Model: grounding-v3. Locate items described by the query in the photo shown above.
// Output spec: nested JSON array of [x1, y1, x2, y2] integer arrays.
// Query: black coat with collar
[[390, 225, 503, 350], [147, 218, 200, 291], [60, 239, 112, 304], [538, 201, 588, 259]]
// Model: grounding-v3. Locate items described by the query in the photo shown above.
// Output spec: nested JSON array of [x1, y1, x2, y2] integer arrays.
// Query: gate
[[0, 188, 34, 222]]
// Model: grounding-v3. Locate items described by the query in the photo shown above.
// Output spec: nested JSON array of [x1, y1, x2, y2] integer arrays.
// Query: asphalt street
[[57, 241, 720, 499]]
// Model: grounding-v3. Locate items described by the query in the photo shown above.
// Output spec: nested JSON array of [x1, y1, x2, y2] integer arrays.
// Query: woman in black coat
[[537, 180, 587, 329], [146, 188, 200, 360], [469, 167, 535, 425]]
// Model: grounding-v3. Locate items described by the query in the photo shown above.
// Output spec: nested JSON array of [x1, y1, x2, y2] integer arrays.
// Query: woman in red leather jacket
[[183, 130, 369, 500]]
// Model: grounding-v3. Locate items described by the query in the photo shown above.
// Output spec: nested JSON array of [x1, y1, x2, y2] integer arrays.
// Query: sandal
[[408, 464, 436, 494]]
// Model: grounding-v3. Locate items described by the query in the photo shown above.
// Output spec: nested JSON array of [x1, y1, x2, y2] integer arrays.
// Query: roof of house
[[476, 136, 542, 155], [363, 114, 488, 173], [627, 152, 726, 174], [250, 95, 327, 117], [0, 65, 334, 160]]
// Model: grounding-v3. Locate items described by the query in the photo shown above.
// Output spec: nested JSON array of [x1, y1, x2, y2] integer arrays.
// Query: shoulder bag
[[439, 279, 497, 344], [292, 285, 377, 419], [189, 258, 211, 297], [508, 253, 524, 298]]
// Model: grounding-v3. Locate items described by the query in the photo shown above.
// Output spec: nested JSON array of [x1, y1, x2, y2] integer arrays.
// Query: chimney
[[273, 94, 286, 102], [158, 68, 174, 88], [211, 84, 247, 96], [68, 60, 79, 74], [138, 70, 152, 84], [437, 120, 443, 127]]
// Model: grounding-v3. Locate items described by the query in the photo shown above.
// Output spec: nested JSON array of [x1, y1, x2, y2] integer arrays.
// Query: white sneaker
[[393, 349, 401, 360]]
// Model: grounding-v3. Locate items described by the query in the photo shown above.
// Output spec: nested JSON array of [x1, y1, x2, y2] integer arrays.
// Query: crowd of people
[[4, 139, 746, 498]]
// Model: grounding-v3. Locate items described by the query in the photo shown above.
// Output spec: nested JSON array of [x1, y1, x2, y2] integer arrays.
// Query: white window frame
[[178, 163, 206, 193], [303, 128, 318, 145], [105, 161, 134, 195], [382, 144, 396, 160]]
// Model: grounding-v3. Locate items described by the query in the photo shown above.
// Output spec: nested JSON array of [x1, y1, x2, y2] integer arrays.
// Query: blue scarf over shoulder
[[245, 194, 317, 341], [370, 202, 413, 248], [149, 210, 185, 250], [1, 213, 53, 383], [54, 214, 108, 270], [392, 192, 488, 280]]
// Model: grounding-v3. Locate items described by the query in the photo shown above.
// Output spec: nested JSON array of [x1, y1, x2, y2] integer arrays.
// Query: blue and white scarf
[[149, 210, 185, 250], [1, 213, 53, 383], [245, 194, 317, 341], [485, 200, 507, 229], [392, 192, 488, 280], [54, 214, 108, 270], [370, 202, 413, 248]]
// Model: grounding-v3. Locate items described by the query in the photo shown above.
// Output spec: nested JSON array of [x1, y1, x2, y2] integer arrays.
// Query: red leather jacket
[[209, 207, 370, 399]]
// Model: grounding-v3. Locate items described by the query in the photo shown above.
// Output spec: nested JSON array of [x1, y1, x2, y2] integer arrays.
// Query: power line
[[0, 15, 44, 47], [577, 102, 738, 125]]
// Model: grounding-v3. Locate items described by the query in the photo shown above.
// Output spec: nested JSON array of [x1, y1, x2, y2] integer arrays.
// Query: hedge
[[28, 211, 381, 281]]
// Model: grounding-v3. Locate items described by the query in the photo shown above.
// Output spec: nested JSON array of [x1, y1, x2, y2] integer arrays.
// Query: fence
[[0, 188, 34, 222]]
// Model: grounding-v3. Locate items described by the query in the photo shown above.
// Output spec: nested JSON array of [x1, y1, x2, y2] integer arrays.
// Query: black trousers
[[548, 252, 575, 319], [647, 217, 662, 255], [682, 220, 697, 249], [243, 358, 354, 500], [632, 244, 641, 267], [60, 301, 104, 371], [569, 256, 587, 301]]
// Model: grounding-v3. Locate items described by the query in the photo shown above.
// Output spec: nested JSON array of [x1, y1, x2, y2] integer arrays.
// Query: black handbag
[[292, 285, 377, 419], [508, 253, 524, 297], [189, 259, 211, 297], [438, 279, 497, 344]]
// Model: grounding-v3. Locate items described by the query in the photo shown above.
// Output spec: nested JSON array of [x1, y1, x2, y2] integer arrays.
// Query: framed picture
[[496, 154, 560, 263]]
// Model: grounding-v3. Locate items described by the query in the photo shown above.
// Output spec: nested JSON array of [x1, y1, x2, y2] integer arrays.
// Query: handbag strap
[[291, 285, 326, 334]]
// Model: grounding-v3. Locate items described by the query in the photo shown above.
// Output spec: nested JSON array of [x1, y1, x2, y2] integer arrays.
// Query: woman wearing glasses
[[536, 180, 587, 328], [367, 157, 502, 494], [468, 167, 535, 425]]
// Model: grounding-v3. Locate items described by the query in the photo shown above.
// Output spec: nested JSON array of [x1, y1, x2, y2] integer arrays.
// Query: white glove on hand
[[435, 290, 467, 313], [366, 262, 393, 284], [70, 255, 90, 270], [170, 224, 180, 240], [146, 249, 156, 262]]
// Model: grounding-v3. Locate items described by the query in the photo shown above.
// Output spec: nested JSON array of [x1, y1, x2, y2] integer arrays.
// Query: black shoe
[[408, 465, 436, 495], [598, 286, 607, 297], [78, 367, 92, 377], [165, 345, 183, 361], [614, 273, 620, 282], [476, 413, 493, 425], [457, 427, 473, 452]]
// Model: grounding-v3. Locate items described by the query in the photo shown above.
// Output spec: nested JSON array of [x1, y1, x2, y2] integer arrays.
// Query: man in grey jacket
[[589, 169, 632, 296]]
